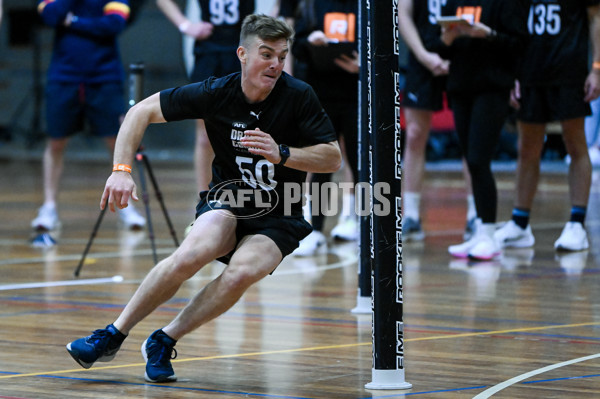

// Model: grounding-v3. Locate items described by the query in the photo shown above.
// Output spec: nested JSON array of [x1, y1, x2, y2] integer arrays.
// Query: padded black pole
[[364, 0, 411, 390]]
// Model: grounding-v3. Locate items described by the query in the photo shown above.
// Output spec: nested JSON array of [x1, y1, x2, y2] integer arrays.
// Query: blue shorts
[[45, 81, 125, 139]]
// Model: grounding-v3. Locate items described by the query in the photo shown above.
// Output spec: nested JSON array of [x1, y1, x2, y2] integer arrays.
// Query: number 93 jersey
[[521, 0, 600, 87], [159, 72, 337, 216]]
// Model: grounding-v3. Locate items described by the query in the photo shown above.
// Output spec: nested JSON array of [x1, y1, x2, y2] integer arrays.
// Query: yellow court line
[[2, 321, 599, 380]]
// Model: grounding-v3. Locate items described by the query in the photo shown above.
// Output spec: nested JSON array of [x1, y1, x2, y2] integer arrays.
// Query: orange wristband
[[593, 62, 600, 70], [113, 163, 132, 173]]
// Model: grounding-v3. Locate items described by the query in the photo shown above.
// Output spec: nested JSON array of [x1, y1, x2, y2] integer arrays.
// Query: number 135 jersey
[[520, 0, 600, 87]]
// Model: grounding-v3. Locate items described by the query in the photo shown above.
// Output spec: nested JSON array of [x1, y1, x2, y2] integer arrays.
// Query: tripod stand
[[74, 63, 179, 277]]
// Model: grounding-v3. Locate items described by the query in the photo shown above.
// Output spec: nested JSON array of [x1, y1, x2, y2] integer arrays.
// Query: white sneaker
[[468, 236, 501, 261], [31, 204, 60, 231], [293, 231, 327, 256], [554, 222, 589, 251], [448, 219, 483, 258], [118, 205, 146, 230], [331, 216, 358, 241], [494, 220, 535, 248]]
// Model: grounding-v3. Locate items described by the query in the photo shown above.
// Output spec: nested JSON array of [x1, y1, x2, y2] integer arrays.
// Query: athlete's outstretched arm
[[100, 93, 166, 212]]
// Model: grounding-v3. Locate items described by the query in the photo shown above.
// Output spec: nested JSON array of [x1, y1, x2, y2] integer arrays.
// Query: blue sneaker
[[402, 217, 425, 242], [66, 324, 126, 369], [141, 329, 178, 383]]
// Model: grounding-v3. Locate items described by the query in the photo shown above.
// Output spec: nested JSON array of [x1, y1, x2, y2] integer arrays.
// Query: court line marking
[[472, 352, 600, 399], [0, 276, 124, 291], [2, 321, 599, 380]]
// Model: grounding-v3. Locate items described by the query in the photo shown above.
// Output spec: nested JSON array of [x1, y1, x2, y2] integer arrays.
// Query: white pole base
[[365, 369, 412, 390], [351, 295, 371, 314]]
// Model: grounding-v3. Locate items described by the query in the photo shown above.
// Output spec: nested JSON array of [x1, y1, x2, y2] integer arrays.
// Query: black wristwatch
[[278, 144, 290, 165]]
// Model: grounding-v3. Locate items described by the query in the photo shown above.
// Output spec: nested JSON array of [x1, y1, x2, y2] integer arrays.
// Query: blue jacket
[[38, 0, 130, 83]]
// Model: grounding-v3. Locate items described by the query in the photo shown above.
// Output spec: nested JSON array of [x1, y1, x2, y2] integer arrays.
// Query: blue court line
[[522, 373, 600, 384], [17, 374, 315, 399]]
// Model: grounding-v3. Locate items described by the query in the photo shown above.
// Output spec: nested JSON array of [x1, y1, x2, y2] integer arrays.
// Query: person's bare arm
[[101, 93, 166, 211], [156, 0, 213, 40], [585, 5, 600, 102], [398, 0, 449, 75]]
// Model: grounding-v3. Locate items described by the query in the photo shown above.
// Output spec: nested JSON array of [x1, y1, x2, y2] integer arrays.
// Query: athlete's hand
[[334, 51, 359, 74], [510, 80, 521, 110], [584, 70, 600, 102], [241, 128, 281, 164], [419, 51, 449, 76], [184, 21, 214, 40], [440, 25, 463, 46], [100, 172, 139, 212], [308, 30, 329, 46]]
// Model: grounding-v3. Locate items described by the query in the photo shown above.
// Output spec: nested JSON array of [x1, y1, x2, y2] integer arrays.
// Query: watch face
[[279, 144, 290, 164]]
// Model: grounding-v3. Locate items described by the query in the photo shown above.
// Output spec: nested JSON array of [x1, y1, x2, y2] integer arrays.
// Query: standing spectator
[[495, 0, 600, 252], [157, 0, 255, 193], [291, 0, 360, 256], [273, 0, 301, 76], [441, 0, 528, 260], [66, 14, 342, 382], [32, 0, 145, 231], [398, 0, 477, 242]]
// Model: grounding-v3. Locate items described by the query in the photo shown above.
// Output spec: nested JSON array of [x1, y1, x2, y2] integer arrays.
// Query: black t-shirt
[[160, 72, 337, 216], [441, 0, 528, 93], [194, 0, 255, 52], [279, 0, 300, 18], [292, 0, 358, 104], [520, 0, 600, 87]]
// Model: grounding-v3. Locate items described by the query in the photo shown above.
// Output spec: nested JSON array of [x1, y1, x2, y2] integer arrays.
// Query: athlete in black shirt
[[441, 0, 529, 261], [157, 0, 256, 193], [398, 0, 476, 243], [66, 14, 341, 383], [495, 0, 600, 252]]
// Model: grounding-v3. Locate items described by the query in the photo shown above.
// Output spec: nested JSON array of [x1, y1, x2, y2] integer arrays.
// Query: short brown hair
[[240, 14, 295, 47]]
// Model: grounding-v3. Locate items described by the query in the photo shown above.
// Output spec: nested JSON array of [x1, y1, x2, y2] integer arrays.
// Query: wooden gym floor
[[1, 157, 600, 398]]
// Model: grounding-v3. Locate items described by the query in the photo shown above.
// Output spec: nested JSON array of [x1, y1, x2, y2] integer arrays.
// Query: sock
[[570, 206, 586, 226], [511, 208, 530, 229], [340, 193, 356, 220], [107, 324, 127, 343], [466, 195, 476, 221], [403, 192, 421, 221]]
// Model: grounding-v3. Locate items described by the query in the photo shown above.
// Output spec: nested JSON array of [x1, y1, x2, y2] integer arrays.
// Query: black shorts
[[195, 191, 312, 264], [517, 85, 591, 123], [403, 56, 446, 111]]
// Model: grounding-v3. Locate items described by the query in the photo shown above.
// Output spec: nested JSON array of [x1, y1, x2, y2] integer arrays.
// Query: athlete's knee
[[220, 263, 265, 292], [168, 250, 208, 280]]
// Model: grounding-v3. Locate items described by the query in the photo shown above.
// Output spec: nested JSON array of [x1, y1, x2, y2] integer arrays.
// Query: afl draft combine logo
[[206, 179, 280, 219]]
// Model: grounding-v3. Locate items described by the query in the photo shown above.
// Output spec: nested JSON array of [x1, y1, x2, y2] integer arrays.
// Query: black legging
[[449, 89, 510, 224], [310, 100, 359, 231]]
